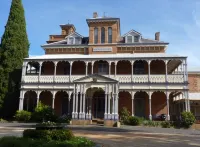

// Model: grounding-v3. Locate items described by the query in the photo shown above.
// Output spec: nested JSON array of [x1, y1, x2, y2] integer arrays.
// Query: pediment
[[73, 74, 118, 83]]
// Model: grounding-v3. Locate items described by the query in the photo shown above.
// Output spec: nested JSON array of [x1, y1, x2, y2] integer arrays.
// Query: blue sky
[[0, 0, 200, 68]]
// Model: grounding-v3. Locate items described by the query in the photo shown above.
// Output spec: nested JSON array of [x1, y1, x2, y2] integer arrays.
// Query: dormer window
[[69, 37, 74, 44], [127, 36, 133, 43], [134, 36, 139, 42]]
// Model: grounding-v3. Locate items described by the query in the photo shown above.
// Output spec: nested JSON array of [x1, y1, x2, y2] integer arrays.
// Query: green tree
[[0, 0, 29, 118]]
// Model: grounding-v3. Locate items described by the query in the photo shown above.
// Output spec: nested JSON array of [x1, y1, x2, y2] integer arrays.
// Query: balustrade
[[23, 74, 184, 84]]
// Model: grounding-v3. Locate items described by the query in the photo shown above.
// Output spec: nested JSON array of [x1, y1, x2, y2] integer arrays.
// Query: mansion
[[19, 12, 200, 125]]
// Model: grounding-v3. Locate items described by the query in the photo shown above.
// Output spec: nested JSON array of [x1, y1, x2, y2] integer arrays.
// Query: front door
[[93, 97, 105, 119]]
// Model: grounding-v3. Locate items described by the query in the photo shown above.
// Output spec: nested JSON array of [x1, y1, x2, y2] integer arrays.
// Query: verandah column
[[131, 61, 134, 82], [114, 84, 119, 120], [149, 91, 152, 120], [79, 85, 83, 119], [69, 61, 73, 82], [108, 84, 111, 119], [91, 61, 94, 74], [114, 61, 118, 77], [75, 85, 79, 119], [165, 60, 168, 82], [52, 91, 56, 109], [68, 92, 72, 115], [131, 91, 135, 116], [72, 84, 76, 119], [148, 60, 151, 83], [109, 62, 111, 77], [19, 90, 25, 110], [53, 61, 58, 82], [104, 84, 108, 119], [166, 91, 170, 120], [82, 85, 86, 119], [38, 62, 43, 83], [85, 62, 88, 76], [112, 84, 115, 120]]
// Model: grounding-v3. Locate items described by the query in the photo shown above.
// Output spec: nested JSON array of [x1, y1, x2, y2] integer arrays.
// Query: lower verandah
[[22, 89, 186, 121]]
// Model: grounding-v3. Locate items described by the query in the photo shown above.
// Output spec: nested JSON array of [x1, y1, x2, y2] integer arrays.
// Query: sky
[[0, 0, 200, 69]]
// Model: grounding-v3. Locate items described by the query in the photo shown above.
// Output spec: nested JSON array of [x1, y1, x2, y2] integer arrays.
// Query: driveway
[[1, 123, 200, 147]]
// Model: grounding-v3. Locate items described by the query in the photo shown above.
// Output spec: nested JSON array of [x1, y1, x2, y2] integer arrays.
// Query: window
[[75, 37, 81, 44], [134, 36, 139, 42], [108, 27, 112, 43], [94, 28, 98, 44], [127, 36, 133, 43], [101, 27, 105, 43], [69, 37, 74, 44], [134, 61, 145, 74], [98, 63, 108, 74]]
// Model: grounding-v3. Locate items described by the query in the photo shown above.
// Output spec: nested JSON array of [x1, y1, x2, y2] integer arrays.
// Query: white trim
[[122, 29, 141, 37]]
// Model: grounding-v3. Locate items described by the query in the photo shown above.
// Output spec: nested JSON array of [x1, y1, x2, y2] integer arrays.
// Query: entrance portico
[[72, 74, 119, 125]]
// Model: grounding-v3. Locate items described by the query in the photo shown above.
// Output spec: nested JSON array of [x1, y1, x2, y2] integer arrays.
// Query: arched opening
[[39, 91, 52, 107], [86, 87, 105, 119], [151, 91, 167, 120], [56, 61, 70, 75], [93, 60, 109, 74], [72, 61, 85, 75], [118, 91, 132, 115], [117, 60, 131, 74], [133, 60, 148, 74], [26, 62, 40, 75], [23, 91, 37, 112], [167, 59, 182, 74], [150, 60, 165, 74], [54, 91, 71, 116], [41, 61, 54, 75], [134, 91, 149, 118]]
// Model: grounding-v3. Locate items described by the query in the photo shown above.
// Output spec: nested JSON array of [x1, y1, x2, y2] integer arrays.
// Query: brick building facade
[[19, 12, 193, 125]]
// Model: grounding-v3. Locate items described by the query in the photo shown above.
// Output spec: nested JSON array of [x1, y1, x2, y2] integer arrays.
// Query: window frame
[[108, 27, 112, 43], [101, 27, 105, 44], [94, 27, 98, 44]]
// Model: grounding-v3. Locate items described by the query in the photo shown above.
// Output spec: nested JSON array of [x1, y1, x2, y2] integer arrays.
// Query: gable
[[74, 74, 118, 83]]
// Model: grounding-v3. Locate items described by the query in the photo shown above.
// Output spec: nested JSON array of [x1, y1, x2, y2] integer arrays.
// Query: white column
[[85, 62, 88, 76], [185, 59, 188, 81], [104, 85, 108, 119], [187, 91, 190, 112], [75, 85, 79, 118], [89, 97, 92, 119], [21, 62, 27, 82], [112, 84, 115, 120], [166, 91, 170, 120], [165, 60, 168, 82], [19, 98, 24, 110], [149, 91, 152, 120], [68, 92, 71, 115], [79, 85, 83, 119], [114, 84, 119, 120], [53, 62, 57, 82], [115, 61, 117, 77], [148, 60, 151, 83], [70, 61, 73, 82], [36, 91, 40, 107], [82, 92, 86, 119], [38, 62, 42, 82], [52, 91, 56, 109], [91, 61, 94, 74], [131, 61, 134, 82], [108, 84, 111, 119], [131, 91, 135, 116], [109, 62, 111, 77], [184, 91, 188, 112], [72, 85, 76, 119]]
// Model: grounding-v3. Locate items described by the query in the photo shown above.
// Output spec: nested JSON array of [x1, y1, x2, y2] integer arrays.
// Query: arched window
[[134, 61, 145, 74], [108, 27, 112, 43], [101, 27, 105, 43], [94, 28, 98, 44]]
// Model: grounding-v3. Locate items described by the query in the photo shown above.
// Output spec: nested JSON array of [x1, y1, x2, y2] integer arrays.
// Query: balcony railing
[[23, 74, 184, 84]]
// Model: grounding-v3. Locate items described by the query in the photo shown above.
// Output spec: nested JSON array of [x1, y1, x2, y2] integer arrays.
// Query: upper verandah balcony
[[22, 53, 188, 84]]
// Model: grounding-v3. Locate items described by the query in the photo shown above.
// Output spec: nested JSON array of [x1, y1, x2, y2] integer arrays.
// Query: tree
[[0, 0, 29, 118]]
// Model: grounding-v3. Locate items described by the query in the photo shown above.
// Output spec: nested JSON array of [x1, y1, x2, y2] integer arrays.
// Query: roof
[[122, 29, 142, 37], [25, 53, 187, 60]]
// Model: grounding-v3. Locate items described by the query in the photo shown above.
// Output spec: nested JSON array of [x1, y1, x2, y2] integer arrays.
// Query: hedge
[[23, 129, 74, 141], [0, 136, 95, 147]]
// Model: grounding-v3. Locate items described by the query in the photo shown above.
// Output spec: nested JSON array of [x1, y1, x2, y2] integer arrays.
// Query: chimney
[[93, 12, 98, 18], [155, 32, 160, 41]]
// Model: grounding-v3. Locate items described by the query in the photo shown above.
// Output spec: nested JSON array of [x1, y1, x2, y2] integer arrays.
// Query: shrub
[[128, 116, 140, 126], [14, 110, 31, 122], [161, 121, 171, 128], [23, 129, 74, 141], [0, 118, 8, 123], [36, 121, 64, 130], [0, 136, 95, 147], [31, 102, 57, 122], [181, 111, 196, 128], [57, 114, 71, 123], [142, 120, 161, 127], [119, 107, 131, 124]]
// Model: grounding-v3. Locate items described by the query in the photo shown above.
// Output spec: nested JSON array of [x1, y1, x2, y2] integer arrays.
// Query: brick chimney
[[93, 12, 98, 18], [155, 32, 160, 41]]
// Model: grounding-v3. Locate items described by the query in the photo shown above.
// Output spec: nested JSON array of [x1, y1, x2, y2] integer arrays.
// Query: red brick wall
[[72, 61, 86, 75], [188, 74, 200, 92], [42, 62, 54, 75], [118, 92, 132, 114], [39, 91, 52, 107]]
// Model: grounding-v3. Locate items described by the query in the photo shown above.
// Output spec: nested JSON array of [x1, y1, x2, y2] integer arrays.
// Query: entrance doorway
[[135, 98, 145, 118]]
